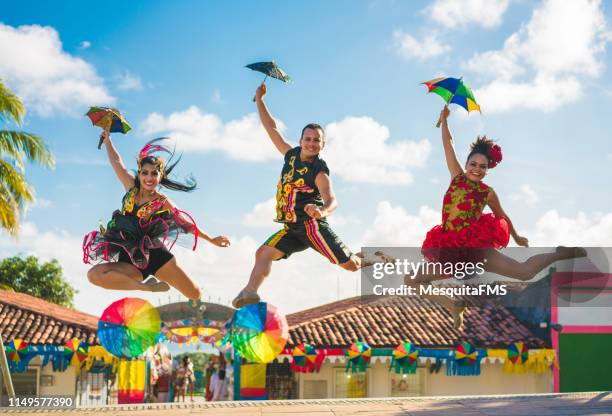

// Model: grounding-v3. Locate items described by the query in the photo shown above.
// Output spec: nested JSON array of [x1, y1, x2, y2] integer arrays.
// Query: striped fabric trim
[[304, 219, 338, 264], [265, 228, 287, 247]]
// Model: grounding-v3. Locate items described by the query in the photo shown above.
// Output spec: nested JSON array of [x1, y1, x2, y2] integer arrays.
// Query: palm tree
[[0, 81, 55, 236]]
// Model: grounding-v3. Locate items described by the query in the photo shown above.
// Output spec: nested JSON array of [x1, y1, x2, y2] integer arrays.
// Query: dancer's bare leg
[[87, 263, 166, 292], [155, 258, 201, 300], [244, 245, 285, 292], [484, 247, 586, 281], [341, 253, 372, 271], [233, 245, 285, 308]]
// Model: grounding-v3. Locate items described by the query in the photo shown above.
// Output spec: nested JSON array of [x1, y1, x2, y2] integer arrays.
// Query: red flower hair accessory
[[487, 143, 503, 168]]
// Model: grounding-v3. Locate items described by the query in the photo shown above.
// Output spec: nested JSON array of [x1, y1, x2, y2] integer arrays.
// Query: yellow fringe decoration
[[84, 346, 120, 372], [486, 348, 557, 374]]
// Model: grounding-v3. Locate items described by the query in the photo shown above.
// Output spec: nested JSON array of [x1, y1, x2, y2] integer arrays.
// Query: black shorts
[[118, 247, 174, 278], [264, 219, 352, 264]]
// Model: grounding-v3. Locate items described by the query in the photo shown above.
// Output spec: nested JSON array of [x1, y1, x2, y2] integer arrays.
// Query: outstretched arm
[[164, 198, 231, 248], [255, 83, 292, 156], [439, 106, 463, 179], [487, 189, 529, 247], [101, 130, 135, 191], [305, 172, 337, 219]]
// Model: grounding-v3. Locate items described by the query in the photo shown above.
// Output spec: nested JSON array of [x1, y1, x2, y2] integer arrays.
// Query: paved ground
[[2, 392, 611, 415]]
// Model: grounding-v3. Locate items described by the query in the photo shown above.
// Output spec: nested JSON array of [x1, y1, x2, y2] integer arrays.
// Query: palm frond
[[0, 183, 19, 236], [0, 81, 25, 125], [0, 131, 55, 169], [0, 159, 34, 209]]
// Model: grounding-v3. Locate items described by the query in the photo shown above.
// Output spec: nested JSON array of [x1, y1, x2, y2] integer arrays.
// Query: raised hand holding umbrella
[[86, 106, 132, 149], [246, 61, 291, 101], [422, 77, 480, 127]]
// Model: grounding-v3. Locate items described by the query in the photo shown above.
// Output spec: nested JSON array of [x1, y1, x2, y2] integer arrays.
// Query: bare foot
[[144, 278, 170, 292], [556, 246, 587, 260], [232, 289, 260, 309]]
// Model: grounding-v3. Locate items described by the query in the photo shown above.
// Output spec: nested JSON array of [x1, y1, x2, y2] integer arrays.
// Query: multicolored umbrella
[[346, 341, 371, 373], [422, 77, 480, 127], [5, 339, 29, 362], [291, 343, 322, 373], [230, 302, 288, 363], [63, 338, 89, 367], [507, 341, 528, 365], [98, 298, 161, 359], [86, 106, 132, 149], [246, 61, 290, 101], [391, 341, 419, 374], [455, 341, 478, 366]]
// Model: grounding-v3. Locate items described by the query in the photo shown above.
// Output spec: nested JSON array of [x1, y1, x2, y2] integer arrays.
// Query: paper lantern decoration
[[507, 341, 528, 365], [98, 298, 161, 358], [5, 339, 29, 362], [455, 341, 478, 366], [346, 341, 371, 373], [391, 341, 419, 374], [291, 343, 322, 373], [64, 338, 89, 367], [230, 302, 288, 363]]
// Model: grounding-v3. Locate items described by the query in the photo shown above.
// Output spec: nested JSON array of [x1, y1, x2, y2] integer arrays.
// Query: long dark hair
[[135, 138, 197, 192]]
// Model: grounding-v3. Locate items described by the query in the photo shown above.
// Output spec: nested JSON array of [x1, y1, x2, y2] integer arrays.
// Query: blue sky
[[1, 0, 612, 316]]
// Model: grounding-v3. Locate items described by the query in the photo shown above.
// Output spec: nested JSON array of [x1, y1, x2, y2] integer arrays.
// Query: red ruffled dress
[[422, 173, 510, 264]]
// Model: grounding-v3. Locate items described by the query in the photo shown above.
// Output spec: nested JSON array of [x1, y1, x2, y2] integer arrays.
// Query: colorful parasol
[[63, 338, 89, 367], [455, 341, 478, 366], [86, 106, 132, 149], [98, 298, 161, 359], [422, 77, 480, 127], [346, 341, 371, 373], [230, 302, 288, 363], [246, 61, 291, 101], [507, 341, 528, 365], [391, 341, 419, 374], [5, 339, 29, 362], [291, 343, 322, 373]]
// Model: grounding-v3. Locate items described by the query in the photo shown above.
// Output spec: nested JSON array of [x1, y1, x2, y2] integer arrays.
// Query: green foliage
[[0, 255, 77, 308], [0, 81, 55, 236]]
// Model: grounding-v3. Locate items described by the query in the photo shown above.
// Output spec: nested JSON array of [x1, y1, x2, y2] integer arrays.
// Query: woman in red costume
[[83, 131, 230, 307], [416, 106, 585, 328]]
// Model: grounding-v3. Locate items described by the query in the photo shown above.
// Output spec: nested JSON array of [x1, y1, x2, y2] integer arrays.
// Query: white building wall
[[296, 359, 552, 398]]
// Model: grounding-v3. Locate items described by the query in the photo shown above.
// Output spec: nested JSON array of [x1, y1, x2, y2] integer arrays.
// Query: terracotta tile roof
[[287, 296, 547, 349], [0, 289, 99, 345]]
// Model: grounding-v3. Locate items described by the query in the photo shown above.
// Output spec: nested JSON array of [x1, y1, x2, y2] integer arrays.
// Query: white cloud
[[79, 41, 91, 49], [530, 210, 612, 246], [465, 0, 610, 113], [142, 110, 430, 185], [361, 201, 439, 246], [324, 116, 431, 184], [0, 23, 114, 116], [427, 0, 510, 29], [116, 70, 143, 91], [510, 184, 539, 205], [393, 30, 450, 60], [140, 106, 282, 162], [242, 198, 276, 227]]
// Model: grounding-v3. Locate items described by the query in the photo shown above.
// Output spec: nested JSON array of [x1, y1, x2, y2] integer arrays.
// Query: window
[[334, 368, 367, 398], [11, 367, 38, 396], [390, 370, 423, 397], [303, 380, 327, 399]]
